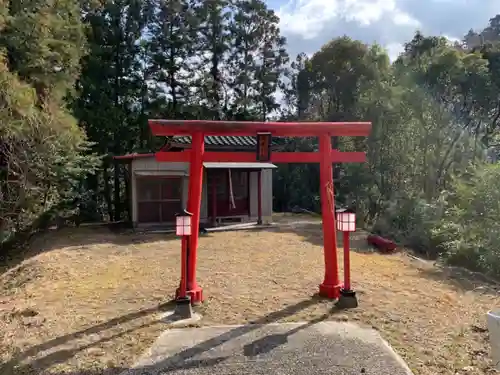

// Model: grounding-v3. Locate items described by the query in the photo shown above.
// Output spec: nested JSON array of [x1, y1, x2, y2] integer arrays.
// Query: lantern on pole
[[174, 209, 193, 319], [176, 210, 192, 236], [335, 208, 358, 309]]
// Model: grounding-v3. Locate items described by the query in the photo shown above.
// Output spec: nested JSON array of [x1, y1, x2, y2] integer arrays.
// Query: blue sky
[[265, 0, 500, 60]]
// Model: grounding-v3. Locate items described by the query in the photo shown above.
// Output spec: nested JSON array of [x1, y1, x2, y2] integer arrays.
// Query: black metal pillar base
[[173, 296, 193, 319], [257, 219, 263, 225], [336, 289, 358, 309]]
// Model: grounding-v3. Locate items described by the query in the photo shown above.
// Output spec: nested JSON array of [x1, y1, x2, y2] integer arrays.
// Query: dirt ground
[[0, 214, 497, 375]]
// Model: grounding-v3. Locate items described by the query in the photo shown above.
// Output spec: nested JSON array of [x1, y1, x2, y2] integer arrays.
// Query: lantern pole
[[174, 210, 194, 319], [342, 231, 351, 291], [180, 236, 188, 298], [336, 208, 358, 309]]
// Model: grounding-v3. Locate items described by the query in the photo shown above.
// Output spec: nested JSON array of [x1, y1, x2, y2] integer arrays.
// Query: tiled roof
[[114, 135, 283, 161], [172, 135, 258, 147]]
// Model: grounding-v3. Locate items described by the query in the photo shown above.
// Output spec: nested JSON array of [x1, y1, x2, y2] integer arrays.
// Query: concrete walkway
[[121, 322, 413, 375]]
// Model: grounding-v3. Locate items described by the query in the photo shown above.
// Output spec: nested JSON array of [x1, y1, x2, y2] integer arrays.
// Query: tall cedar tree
[[193, 0, 231, 119], [148, 0, 198, 117], [249, 1, 288, 120], [228, 0, 260, 116], [74, 0, 150, 220]]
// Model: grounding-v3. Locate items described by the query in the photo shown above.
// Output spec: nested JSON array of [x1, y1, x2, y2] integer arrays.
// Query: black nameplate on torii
[[256, 132, 272, 162]]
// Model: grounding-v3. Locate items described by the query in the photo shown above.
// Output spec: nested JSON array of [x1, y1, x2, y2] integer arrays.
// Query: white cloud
[[341, 0, 419, 27], [385, 42, 404, 61], [277, 0, 341, 39], [277, 0, 419, 39], [273, 0, 500, 61]]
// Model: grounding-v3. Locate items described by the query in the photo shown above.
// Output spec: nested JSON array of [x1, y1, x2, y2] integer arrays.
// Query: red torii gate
[[149, 119, 372, 304]]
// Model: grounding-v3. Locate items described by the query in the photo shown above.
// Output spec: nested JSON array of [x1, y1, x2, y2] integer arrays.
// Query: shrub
[[432, 163, 500, 276], [372, 193, 446, 257]]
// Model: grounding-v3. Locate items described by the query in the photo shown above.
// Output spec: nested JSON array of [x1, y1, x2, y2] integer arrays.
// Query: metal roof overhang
[[203, 162, 277, 169]]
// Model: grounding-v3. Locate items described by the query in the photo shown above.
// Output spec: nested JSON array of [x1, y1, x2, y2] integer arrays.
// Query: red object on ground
[[367, 234, 397, 252], [149, 119, 372, 304]]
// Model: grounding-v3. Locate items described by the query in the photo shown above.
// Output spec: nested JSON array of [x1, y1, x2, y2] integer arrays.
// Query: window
[[136, 176, 182, 223]]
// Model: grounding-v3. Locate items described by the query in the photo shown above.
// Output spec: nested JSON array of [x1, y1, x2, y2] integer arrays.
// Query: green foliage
[[2, 0, 86, 104], [0, 59, 99, 243], [433, 164, 500, 276], [372, 194, 446, 257], [0, 0, 98, 245]]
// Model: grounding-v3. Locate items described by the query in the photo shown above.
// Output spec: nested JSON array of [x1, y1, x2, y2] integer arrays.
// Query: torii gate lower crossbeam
[[149, 120, 372, 304]]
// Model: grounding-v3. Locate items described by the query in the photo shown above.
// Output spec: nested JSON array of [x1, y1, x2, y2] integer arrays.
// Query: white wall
[[249, 169, 273, 223], [200, 170, 208, 221]]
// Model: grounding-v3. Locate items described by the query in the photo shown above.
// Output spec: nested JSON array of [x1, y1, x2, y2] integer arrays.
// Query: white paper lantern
[[336, 209, 356, 232], [176, 214, 192, 236]]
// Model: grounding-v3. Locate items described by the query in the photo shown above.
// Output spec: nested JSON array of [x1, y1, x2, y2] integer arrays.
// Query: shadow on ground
[[0, 301, 175, 374], [232, 222, 377, 254], [258, 221, 500, 297], [0, 295, 339, 375], [0, 225, 215, 274], [0, 214, 350, 276], [415, 263, 500, 297]]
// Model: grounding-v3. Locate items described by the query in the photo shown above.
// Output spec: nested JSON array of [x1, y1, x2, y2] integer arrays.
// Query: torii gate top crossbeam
[[149, 119, 371, 137]]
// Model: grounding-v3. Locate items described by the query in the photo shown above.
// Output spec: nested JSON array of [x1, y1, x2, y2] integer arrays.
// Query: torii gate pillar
[[185, 132, 204, 303], [318, 134, 340, 298]]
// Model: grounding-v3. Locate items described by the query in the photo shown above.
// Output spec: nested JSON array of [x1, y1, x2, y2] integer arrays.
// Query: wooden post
[[343, 231, 351, 291], [211, 171, 217, 227], [257, 170, 263, 225], [179, 236, 187, 298]]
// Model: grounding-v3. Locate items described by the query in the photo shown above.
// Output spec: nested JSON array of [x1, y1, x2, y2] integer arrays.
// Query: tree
[[227, 0, 260, 116], [193, 0, 232, 119], [304, 37, 385, 121], [227, 0, 288, 120], [73, 0, 151, 221], [395, 33, 491, 197], [275, 37, 389, 213], [0, 0, 98, 243], [245, 1, 288, 120], [278, 53, 311, 120], [148, 0, 197, 117], [2, 0, 86, 106]]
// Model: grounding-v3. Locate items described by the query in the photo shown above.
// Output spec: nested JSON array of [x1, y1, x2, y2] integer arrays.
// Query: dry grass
[[0, 217, 497, 375]]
